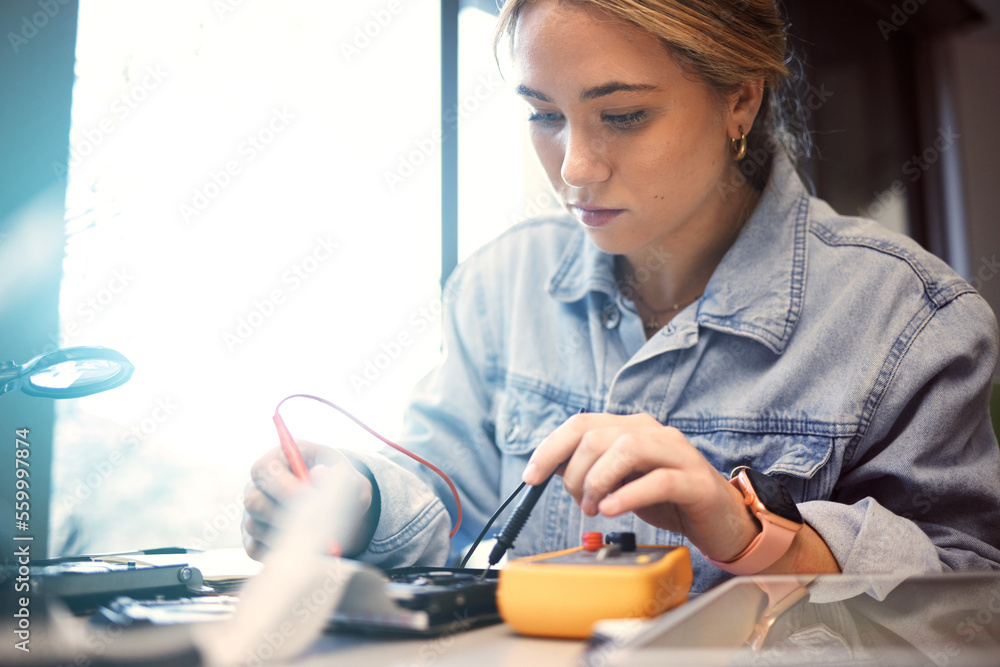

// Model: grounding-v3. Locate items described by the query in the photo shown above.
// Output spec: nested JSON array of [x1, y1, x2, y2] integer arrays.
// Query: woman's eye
[[527, 111, 563, 125], [603, 110, 647, 130]]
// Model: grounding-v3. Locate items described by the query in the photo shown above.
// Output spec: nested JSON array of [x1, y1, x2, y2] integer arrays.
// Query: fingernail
[[522, 461, 537, 483]]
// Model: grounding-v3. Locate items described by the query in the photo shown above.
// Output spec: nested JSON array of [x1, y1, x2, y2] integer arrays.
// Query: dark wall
[[785, 0, 981, 258]]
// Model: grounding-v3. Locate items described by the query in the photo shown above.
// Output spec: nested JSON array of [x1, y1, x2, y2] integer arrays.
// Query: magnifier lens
[[29, 359, 123, 390]]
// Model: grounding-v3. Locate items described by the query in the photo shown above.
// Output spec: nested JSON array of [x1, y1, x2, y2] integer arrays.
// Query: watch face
[[742, 468, 803, 524]]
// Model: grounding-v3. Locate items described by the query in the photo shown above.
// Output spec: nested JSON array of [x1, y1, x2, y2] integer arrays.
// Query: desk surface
[[8, 551, 1000, 667], [299, 623, 586, 667], [300, 571, 1000, 667]]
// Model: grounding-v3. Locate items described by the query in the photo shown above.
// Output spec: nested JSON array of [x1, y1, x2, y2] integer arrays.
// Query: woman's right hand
[[242, 441, 377, 561]]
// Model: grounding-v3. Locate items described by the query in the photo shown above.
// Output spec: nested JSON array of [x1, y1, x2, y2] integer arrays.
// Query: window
[[455, 5, 558, 261], [51, 0, 449, 554]]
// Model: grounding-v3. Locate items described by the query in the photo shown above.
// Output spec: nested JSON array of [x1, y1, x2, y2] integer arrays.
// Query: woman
[[242, 0, 1000, 593]]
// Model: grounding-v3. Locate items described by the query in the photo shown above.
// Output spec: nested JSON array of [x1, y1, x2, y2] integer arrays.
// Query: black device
[[91, 565, 500, 638], [22, 560, 209, 615], [338, 566, 501, 636]]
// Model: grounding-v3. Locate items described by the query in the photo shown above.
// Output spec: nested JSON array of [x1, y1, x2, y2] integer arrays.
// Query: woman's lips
[[571, 205, 625, 228]]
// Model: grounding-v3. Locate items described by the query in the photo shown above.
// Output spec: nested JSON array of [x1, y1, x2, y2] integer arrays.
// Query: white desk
[[9, 551, 999, 667], [297, 623, 586, 667]]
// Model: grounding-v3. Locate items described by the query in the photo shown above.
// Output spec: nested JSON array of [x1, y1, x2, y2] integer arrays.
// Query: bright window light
[[457, 7, 560, 261], [51, 0, 447, 555]]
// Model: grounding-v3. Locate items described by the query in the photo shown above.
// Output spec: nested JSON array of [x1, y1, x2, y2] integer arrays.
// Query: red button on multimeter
[[496, 532, 692, 638]]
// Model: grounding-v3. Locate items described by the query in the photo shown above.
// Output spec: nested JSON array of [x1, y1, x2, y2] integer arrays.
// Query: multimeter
[[496, 532, 692, 639]]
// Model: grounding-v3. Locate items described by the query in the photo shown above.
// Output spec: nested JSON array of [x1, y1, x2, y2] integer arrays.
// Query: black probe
[[478, 409, 584, 576], [481, 471, 555, 576]]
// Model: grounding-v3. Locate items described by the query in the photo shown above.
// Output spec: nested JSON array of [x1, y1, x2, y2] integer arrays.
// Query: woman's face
[[510, 0, 752, 260]]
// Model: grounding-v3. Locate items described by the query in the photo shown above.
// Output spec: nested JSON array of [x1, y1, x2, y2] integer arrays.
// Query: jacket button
[[602, 304, 621, 329], [504, 418, 520, 442]]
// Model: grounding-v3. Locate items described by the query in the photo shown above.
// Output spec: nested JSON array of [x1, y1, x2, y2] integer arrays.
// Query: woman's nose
[[560, 126, 611, 187]]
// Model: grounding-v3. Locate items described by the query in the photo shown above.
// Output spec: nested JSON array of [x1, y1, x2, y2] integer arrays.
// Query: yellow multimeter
[[496, 532, 693, 639]]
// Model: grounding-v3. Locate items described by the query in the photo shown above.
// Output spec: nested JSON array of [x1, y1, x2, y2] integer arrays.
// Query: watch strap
[[704, 472, 800, 575]]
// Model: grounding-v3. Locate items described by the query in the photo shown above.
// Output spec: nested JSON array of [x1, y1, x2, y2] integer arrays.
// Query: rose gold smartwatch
[[705, 466, 803, 576]]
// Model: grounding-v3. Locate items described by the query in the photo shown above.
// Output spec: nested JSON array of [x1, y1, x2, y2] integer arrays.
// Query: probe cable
[[463, 408, 583, 571], [458, 480, 526, 569], [273, 393, 462, 538]]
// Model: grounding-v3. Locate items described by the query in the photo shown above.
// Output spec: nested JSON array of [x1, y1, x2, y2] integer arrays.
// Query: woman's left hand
[[521, 412, 760, 563]]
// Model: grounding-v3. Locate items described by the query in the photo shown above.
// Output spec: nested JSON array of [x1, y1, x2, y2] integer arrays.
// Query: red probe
[[272, 394, 463, 538]]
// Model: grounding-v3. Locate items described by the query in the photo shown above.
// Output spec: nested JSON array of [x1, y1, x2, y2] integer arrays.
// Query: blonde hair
[[494, 0, 810, 187]]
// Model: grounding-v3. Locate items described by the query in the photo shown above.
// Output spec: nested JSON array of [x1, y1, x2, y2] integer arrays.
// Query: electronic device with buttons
[[496, 531, 692, 639]]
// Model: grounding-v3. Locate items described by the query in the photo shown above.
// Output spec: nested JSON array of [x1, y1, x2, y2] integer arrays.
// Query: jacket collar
[[546, 153, 810, 354]]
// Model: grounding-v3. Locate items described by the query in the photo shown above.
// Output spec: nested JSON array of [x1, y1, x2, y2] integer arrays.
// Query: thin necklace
[[620, 278, 702, 333]]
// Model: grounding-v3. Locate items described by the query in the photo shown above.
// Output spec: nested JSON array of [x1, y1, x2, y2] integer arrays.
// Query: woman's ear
[[728, 78, 765, 137]]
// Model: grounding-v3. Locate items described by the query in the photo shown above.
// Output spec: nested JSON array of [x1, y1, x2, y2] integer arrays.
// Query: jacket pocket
[[687, 430, 836, 502], [493, 386, 580, 495], [494, 386, 580, 455]]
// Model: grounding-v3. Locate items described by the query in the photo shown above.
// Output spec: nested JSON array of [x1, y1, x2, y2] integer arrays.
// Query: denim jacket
[[348, 154, 1000, 593]]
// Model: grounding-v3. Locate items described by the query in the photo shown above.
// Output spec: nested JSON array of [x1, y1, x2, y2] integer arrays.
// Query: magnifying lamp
[[0, 346, 134, 399]]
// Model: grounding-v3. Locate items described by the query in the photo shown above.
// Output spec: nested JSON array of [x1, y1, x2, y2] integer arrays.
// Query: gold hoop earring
[[731, 126, 747, 161]]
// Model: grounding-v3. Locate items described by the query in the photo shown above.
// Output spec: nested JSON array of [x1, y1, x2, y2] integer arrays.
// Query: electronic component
[[28, 561, 209, 614], [91, 566, 500, 638]]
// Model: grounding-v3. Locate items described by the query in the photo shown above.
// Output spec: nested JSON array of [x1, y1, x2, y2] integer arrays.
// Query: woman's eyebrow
[[515, 82, 659, 103], [515, 84, 552, 102], [580, 82, 658, 101]]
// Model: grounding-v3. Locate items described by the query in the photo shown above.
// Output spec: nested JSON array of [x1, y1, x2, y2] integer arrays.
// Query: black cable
[[460, 409, 585, 571], [458, 480, 526, 569], [483, 473, 555, 574]]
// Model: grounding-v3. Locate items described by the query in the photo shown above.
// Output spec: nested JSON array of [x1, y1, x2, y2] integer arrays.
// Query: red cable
[[273, 393, 462, 538], [274, 410, 311, 482]]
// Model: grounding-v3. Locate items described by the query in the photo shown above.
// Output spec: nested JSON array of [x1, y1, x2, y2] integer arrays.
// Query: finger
[[242, 519, 270, 562], [251, 447, 308, 502], [241, 508, 271, 543], [293, 439, 332, 467], [242, 510, 272, 559], [525, 412, 625, 484], [560, 426, 625, 510], [243, 479, 280, 528], [596, 466, 681, 517], [579, 429, 683, 508]]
